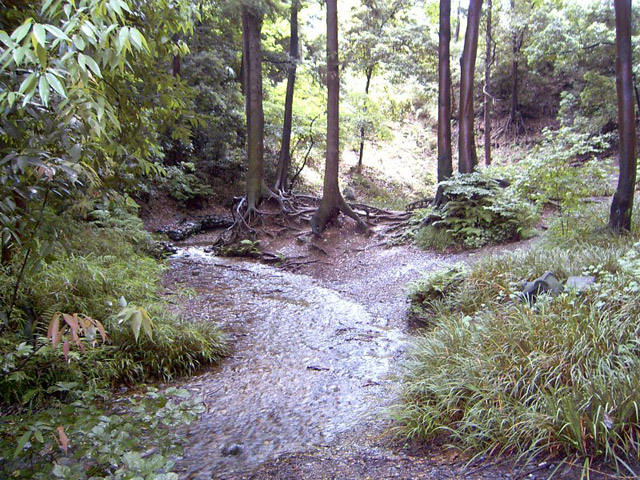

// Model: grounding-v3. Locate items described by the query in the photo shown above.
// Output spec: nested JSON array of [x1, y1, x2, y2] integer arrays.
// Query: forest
[[1, 0, 640, 478]]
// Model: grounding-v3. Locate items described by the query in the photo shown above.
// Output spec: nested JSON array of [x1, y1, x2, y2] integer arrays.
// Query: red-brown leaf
[[56, 426, 69, 454]]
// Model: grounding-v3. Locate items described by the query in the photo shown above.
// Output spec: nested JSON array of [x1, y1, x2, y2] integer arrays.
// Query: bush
[[398, 222, 640, 475], [160, 162, 213, 207], [0, 204, 227, 406], [416, 171, 538, 249], [0, 387, 203, 479]]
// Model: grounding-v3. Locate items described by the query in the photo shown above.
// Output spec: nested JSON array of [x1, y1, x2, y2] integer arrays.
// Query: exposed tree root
[[214, 191, 414, 253], [497, 112, 526, 138]]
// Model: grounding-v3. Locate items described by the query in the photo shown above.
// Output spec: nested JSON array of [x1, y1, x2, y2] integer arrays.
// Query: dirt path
[[161, 227, 573, 480]]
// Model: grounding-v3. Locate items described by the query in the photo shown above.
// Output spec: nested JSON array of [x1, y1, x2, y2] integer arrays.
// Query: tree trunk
[[454, 0, 461, 42], [274, 1, 300, 193], [609, 0, 636, 232], [242, 8, 265, 212], [508, 0, 522, 135], [435, 0, 453, 205], [458, 0, 482, 174], [356, 66, 374, 174], [172, 34, 181, 77], [312, 0, 366, 235], [483, 0, 492, 166]]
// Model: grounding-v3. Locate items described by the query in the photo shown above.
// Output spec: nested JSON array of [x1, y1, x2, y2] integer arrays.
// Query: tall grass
[[399, 206, 640, 476]]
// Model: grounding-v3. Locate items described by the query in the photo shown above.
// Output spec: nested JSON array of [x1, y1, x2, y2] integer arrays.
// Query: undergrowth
[[415, 171, 538, 250], [0, 202, 227, 407], [399, 204, 640, 477]]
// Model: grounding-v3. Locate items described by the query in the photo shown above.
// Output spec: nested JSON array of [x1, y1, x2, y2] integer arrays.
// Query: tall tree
[[609, 0, 636, 232], [274, 1, 300, 193], [242, 6, 266, 212], [483, 0, 493, 165], [436, 0, 453, 205], [458, 0, 483, 173], [344, 0, 409, 174], [311, 0, 366, 234]]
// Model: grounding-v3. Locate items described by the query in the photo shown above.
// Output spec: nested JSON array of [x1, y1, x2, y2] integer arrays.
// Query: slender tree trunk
[[458, 0, 482, 174], [356, 66, 374, 174], [312, 0, 366, 235], [609, 0, 636, 232], [483, 0, 492, 166], [508, 0, 521, 135], [172, 34, 181, 77], [435, 0, 453, 205], [274, 2, 300, 193], [454, 0, 461, 42], [242, 8, 265, 212]]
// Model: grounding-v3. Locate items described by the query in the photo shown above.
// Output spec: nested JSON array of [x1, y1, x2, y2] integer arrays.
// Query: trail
[[164, 239, 541, 479]]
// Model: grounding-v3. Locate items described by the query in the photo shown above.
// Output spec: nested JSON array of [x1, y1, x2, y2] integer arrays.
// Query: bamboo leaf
[[11, 19, 33, 44], [13, 430, 32, 458], [33, 24, 47, 48], [131, 311, 142, 342]]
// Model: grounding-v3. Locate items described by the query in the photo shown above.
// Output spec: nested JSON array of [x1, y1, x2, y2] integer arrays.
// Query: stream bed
[[164, 246, 448, 479]]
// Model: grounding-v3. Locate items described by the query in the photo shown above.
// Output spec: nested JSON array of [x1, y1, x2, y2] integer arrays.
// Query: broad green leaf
[[117, 26, 130, 54], [140, 307, 153, 340], [13, 430, 32, 458], [44, 25, 70, 42], [0, 30, 13, 47], [73, 33, 85, 50], [11, 19, 32, 44], [129, 28, 147, 52], [33, 24, 47, 48], [78, 53, 101, 77], [46, 72, 66, 98], [35, 42, 47, 67], [81, 22, 96, 41], [18, 72, 38, 95], [131, 310, 142, 341]]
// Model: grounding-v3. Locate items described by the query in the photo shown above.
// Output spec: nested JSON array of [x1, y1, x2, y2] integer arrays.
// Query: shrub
[[0, 204, 227, 406], [0, 387, 203, 479], [398, 227, 640, 476], [417, 171, 538, 249], [160, 162, 213, 207]]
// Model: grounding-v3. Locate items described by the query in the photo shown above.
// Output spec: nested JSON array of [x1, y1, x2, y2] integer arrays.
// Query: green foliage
[[219, 239, 262, 258], [0, 387, 203, 479], [399, 210, 640, 474], [160, 162, 213, 206], [0, 205, 227, 405], [513, 127, 614, 235], [418, 172, 538, 249]]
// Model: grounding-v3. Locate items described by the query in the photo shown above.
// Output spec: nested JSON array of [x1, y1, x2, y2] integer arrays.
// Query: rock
[[565, 275, 596, 292], [343, 186, 356, 201], [221, 443, 242, 456], [152, 241, 179, 258], [198, 214, 234, 230], [520, 271, 563, 303], [160, 215, 233, 242]]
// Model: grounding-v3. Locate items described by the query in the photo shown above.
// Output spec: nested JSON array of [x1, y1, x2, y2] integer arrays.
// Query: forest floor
[[149, 210, 608, 480]]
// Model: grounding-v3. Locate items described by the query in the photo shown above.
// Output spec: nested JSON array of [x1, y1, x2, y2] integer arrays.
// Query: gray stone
[[520, 271, 563, 304], [221, 443, 242, 456], [565, 275, 596, 293]]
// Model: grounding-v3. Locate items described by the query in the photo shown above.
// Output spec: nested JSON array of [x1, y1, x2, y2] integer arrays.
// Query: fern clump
[[417, 171, 538, 249]]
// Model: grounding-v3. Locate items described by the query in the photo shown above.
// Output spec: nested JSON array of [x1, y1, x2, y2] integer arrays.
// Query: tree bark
[[242, 8, 265, 212], [172, 34, 181, 77], [609, 0, 636, 232], [508, 0, 522, 135], [312, 0, 366, 235], [274, 1, 300, 193], [454, 0, 461, 42], [435, 0, 453, 205], [458, 0, 482, 174], [483, 0, 492, 166], [356, 66, 374, 174]]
